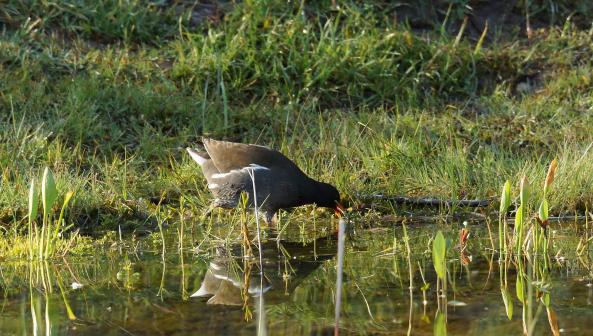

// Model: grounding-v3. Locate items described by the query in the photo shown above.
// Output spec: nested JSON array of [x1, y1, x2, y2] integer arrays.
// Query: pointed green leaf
[[499, 180, 511, 215], [501, 288, 514, 320], [515, 205, 523, 231], [28, 180, 39, 222], [539, 199, 549, 222], [41, 167, 58, 217], [48, 191, 75, 256], [516, 276, 525, 304], [542, 292, 551, 307], [432, 231, 446, 280], [520, 176, 529, 206], [57, 191, 74, 229]]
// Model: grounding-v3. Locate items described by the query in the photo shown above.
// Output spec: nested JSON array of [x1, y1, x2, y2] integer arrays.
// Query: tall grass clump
[[1, 0, 183, 43], [171, 1, 487, 110], [3, 1, 593, 232]]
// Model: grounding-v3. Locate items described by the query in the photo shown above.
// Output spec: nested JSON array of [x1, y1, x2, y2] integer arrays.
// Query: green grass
[[2, 0, 593, 237]]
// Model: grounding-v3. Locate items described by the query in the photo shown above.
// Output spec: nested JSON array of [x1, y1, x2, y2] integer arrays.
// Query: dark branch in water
[[508, 215, 588, 222], [359, 194, 492, 207]]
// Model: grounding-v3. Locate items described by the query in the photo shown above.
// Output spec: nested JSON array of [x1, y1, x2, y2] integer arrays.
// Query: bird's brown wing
[[203, 138, 305, 175]]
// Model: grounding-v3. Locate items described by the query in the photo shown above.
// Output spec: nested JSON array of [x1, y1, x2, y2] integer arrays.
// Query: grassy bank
[[1, 0, 593, 235]]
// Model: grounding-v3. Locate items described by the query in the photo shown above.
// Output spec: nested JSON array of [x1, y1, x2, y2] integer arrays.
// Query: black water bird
[[186, 138, 343, 223]]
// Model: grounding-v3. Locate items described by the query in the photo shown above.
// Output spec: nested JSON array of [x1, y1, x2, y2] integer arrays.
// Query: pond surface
[[1, 220, 592, 335]]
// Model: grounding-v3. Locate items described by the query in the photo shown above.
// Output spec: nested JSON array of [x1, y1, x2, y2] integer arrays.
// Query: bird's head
[[315, 182, 344, 217]]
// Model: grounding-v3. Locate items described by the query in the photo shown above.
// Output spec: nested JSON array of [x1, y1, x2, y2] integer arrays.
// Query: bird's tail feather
[[186, 147, 208, 166]]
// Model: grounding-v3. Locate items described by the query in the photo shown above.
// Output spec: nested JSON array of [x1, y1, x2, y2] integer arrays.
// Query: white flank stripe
[[247, 164, 270, 171], [208, 183, 219, 189], [212, 172, 232, 179], [211, 164, 270, 179]]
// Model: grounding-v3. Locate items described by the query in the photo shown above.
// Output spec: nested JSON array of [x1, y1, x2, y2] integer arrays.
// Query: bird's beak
[[334, 202, 345, 217]]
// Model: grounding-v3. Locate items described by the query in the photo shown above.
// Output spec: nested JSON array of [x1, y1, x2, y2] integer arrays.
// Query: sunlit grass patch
[[2, 1, 593, 234]]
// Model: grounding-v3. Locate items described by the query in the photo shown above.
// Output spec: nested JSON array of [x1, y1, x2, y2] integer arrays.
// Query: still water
[[1, 222, 592, 335]]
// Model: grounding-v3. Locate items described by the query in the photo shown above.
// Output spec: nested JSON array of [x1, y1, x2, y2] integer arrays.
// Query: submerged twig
[[353, 280, 375, 321], [507, 215, 588, 222]]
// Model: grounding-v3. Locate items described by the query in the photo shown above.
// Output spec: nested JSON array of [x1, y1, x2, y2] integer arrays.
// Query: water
[[1, 221, 593, 335]]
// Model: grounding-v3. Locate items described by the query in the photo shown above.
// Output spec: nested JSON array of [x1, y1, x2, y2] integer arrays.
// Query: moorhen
[[186, 138, 343, 223]]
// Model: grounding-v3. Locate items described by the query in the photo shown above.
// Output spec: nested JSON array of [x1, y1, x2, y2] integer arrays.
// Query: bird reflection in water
[[191, 235, 337, 307]]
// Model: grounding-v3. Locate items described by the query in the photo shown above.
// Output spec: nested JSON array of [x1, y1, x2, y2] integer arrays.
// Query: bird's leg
[[254, 210, 278, 239], [264, 210, 278, 227]]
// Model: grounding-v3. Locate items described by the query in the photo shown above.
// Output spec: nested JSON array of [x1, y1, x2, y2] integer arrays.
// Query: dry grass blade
[[545, 159, 558, 190]]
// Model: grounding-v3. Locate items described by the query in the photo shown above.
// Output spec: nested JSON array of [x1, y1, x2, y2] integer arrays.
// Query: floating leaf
[[433, 311, 447, 336], [41, 167, 58, 217], [501, 288, 514, 320], [499, 180, 511, 215], [28, 180, 39, 222], [432, 231, 446, 280]]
